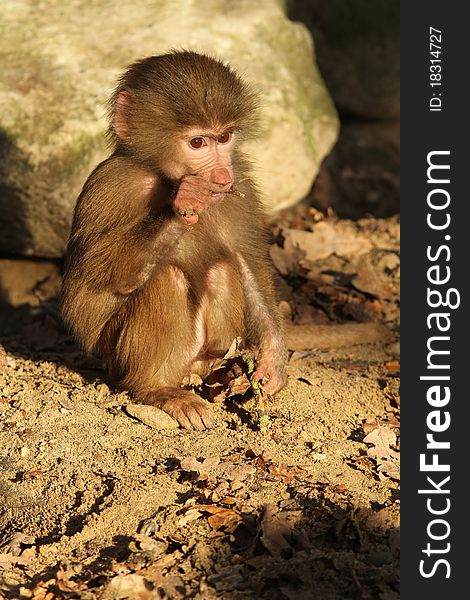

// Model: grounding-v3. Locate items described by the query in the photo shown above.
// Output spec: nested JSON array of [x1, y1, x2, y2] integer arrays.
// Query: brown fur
[[108, 51, 259, 170], [60, 51, 286, 429]]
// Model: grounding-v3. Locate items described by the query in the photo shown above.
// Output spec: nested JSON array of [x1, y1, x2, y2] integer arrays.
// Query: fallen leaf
[[378, 459, 400, 481], [363, 426, 398, 461], [192, 504, 225, 515], [177, 509, 203, 526], [0, 553, 14, 570], [385, 360, 400, 373], [269, 240, 302, 276], [220, 496, 237, 505], [363, 416, 400, 435], [23, 469, 43, 481], [268, 463, 294, 484], [130, 534, 168, 561], [226, 374, 251, 396], [363, 425, 400, 481], [102, 574, 156, 599], [223, 463, 256, 483], [56, 566, 80, 592], [0, 532, 35, 556], [287, 222, 372, 267], [150, 573, 186, 599], [31, 581, 55, 600], [200, 456, 221, 471], [180, 456, 220, 480], [180, 456, 202, 473], [348, 455, 376, 478], [207, 509, 242, 532], [260, 505, 301, 557], [352, 251, 399, 299], [222, 337, 244, 360]]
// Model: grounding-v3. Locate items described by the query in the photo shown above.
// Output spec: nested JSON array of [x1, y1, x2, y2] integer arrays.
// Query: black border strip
[[401, 2, 467, 596]]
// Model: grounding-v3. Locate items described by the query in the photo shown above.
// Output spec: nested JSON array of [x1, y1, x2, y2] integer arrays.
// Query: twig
[[226, 188, 246, 198], [244, 355, 271, 432]]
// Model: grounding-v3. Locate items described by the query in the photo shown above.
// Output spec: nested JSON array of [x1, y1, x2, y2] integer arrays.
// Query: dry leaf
[[223, 337, 244, 360], [226, 374, 251, 396], [192, 504, 225, 515], [269, 241, 302, 276], [260, 505, 300, 557], [0, 532, 35, 556], [180, 456, 220, 479], [0, 553, 14, 570], [385, 360, 400, 373], [23, 469, 43, 481], [378, 460, 400, 481], [31, 582, 54, 600], [220, 496, 237, 505], [284, 222, 372, 268], [363, 426, 398, 461], [207, 508, 242, 532], [222, 463, 256, 482], [103, 573, 156, 599], [177, 509, 203, 526], [150, 573, 186, 599], [131, 534, 168, 560], [268, 464, 295, 484], [56, 566, 80, 592], [180, 456, 202, 473], [352, 251, 399, 299], [363, 425, 400, 481], [363, 416, 400, 435]]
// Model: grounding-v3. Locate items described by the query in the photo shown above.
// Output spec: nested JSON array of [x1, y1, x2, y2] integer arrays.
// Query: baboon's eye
[[217, 132, 232, 144], [189, 137, 206, 149]]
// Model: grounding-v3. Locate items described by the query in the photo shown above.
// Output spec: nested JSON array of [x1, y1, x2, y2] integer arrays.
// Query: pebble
[[124, 404, 179, 430]]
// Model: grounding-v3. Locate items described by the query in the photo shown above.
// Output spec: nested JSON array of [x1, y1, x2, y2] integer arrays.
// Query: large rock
[[0, 0, 338, 258], [287, 0, 400, 119]]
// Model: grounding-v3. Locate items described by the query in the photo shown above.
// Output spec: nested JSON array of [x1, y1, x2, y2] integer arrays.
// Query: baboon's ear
[[114, 91, 131, 140]]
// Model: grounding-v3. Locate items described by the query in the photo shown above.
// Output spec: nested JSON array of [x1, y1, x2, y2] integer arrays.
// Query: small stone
[[20, 446, 30, 458], [138, 518, 159, 536], [58, 397, 74, 411], [125, 404, 179, 430], [96, 383, 110, 396]]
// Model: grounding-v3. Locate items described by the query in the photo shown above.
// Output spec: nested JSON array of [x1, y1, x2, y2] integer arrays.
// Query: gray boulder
[[0, 0, 338, 257]]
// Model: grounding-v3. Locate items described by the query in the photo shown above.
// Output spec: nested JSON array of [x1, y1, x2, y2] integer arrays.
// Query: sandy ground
[[0, 213, 400, 599]]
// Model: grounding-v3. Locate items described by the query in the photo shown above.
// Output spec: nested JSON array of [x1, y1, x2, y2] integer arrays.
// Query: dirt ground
[[0, 208, 400, 600]]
